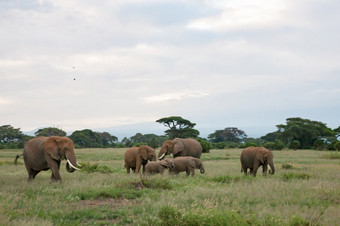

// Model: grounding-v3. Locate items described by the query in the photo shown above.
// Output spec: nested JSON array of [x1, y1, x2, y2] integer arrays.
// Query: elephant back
[[178, 138, 202, 159]]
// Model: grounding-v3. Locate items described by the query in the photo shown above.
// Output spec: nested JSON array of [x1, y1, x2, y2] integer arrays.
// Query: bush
[[282, 163, 293, 169], [225, 142, 239, 148], [274, 139, 285, 150], [289, 140, 300, 150], [213, 142, 226, 149], [263, 142, 275, 150], [196, 138, 212, 153], [313, 139, 325, 150], [327, 140, 340, 151], [244, 142, 257, 148]]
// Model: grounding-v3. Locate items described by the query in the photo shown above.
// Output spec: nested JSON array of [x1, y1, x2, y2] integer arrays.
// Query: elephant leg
[[252, 165, 259, 177], [28, 169, 40, 182], [186, 169, 190, 176], [49, 161, 61, 181], [262, 164, 268, 176], [242, 166, 248, 175], [126, 167, 131, 174], [142, 164, 146, 175]]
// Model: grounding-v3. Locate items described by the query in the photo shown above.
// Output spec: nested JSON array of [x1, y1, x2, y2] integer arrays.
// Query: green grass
[[1, 148, 340, 225]]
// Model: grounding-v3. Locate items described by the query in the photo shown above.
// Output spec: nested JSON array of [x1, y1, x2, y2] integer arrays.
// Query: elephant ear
[[161, 159, 173, 168], [44, 137, 61, 161], [256, 152, 264, 164], [173, 140, 184, 155], [139, 146, 148, 161]]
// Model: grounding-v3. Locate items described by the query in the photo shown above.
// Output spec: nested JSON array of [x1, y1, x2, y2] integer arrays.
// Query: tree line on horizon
[[1, 116, 339, 151]]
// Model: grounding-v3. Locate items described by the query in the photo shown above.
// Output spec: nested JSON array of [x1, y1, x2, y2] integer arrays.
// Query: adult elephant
[[158, 138, 202, 160], [124, 145, 156, 174], [240, 146, 275, 177], [14, 136, 81, 182]]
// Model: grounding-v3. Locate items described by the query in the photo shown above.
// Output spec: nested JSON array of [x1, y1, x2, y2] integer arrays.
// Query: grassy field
[[1, 148, 340, 225]]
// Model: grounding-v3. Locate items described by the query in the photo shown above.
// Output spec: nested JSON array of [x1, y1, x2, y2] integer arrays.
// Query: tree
[[34, 127, 67, 137], [0, 125, 30, 149], [69, 129, 102, 148], [156, 116, 199, 139], [277, 117, 335, 149], [208, 127, 247, 143], [96, 132, 118, 148]]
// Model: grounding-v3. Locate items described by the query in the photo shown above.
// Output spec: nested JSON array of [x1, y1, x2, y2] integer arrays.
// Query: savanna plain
[[1, 148, 340, 225]]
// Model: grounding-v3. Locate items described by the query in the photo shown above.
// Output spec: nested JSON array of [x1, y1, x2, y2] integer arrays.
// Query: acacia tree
[[34, 127, 67, 137], [208, 127, 247, 143], [156, 116, 199, 139]]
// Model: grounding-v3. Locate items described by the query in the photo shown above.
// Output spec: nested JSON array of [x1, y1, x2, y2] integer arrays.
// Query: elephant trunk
[[200, 166, 205, 174], [66, 152, 80, 172], [269, 162, 275, 175]]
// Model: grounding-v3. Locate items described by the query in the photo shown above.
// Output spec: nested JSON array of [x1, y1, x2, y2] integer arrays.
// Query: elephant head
[[192, 159, 205, 174], [44, 136, 80, 172], [138, 145, 156, 162], [160, 159, 173, 168], [158, 139, 185, 160], [257, 149, 275, 175]]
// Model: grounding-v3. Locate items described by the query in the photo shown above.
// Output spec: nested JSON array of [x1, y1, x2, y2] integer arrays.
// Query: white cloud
[[144, 91, 211, 103], [188, 0, 287, 31]]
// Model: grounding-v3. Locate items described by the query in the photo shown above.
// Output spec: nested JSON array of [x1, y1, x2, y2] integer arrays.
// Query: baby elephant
[[145, 159, 173, 175], [170, 156, 205, 176]]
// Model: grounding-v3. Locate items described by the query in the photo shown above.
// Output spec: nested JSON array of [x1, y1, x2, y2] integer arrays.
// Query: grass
[[1, 148, 340, 225]]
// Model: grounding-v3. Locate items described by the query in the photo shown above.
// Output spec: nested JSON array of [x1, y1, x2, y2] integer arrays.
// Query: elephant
[[145, 159, 173, 175], [14, 136, 80, 182], [240, 146, 275, 177], [124, 145, 156, 174], [158, 138, 202, 160], [169, 156, 205, 176]]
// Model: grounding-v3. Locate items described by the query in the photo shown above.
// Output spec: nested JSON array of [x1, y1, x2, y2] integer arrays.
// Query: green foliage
[[69, 129, 117, 148], [0, 125, 31, 149], [156, 116, 199, 139], [130, 133, 168, 148], [326, 140, 340, 151], [289, 140, 300, 150], [281, 172, 311, 181], [212, 142, 226, 149], [34, 127, 66, 137], [208, 127, 247, 143], [313, 139, 326, 150], [244, 142, 258, 148], [277, 117, 335, 149], [138, 177, 173, 190], [80, 162, 116, 173], [196, 137, 212, 153], [263, 141, 275, 150], [274, 139, 285, 150]]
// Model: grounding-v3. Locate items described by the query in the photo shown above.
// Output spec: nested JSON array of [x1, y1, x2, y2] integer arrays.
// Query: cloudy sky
[[1, 0, 339, 139]]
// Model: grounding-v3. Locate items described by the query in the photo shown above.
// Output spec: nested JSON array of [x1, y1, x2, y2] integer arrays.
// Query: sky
[[1, 0, 339, 140]]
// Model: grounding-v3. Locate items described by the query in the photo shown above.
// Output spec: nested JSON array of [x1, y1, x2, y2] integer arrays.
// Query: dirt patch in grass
[[79, 197, 139, 208]]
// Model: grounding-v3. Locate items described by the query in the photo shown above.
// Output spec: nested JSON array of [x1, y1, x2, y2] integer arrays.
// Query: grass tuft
[[80, 162, 116, 173], [77, 187, 142, 200], [208, 175, 243, 184], [321, 152, 340, 160], [282, 172, 311, 181], [282, 163, 294, 169]]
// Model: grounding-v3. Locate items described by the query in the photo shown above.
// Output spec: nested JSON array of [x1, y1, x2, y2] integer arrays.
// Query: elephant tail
[[14, 154, 23, 165]]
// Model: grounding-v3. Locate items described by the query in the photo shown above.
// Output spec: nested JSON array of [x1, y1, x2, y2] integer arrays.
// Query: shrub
[[244, 142, 257, 148], [327, 140, 340, 151], [313, 139, 325, 150], [80, 162, 116, 173], [274, 139, 285, 150], [289, 140, 300, 150], [196, 138, 212, 153], [263, 142, 275, 150], [225, 142, 239, 148], [213, 142, 226, 149]]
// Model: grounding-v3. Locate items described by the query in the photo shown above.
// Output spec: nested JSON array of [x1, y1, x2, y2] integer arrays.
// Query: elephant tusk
[[67, 159, 80, 171], [159, 153, 165, 160], [76, 162, 82, 167]]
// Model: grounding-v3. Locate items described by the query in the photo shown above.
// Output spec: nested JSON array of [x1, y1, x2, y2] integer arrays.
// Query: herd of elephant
[[14, 136, 275, 182]]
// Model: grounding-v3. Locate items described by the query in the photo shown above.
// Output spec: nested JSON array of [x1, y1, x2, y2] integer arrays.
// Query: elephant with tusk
[[158, 138, 202, 160], [14, 136, 80, 182]]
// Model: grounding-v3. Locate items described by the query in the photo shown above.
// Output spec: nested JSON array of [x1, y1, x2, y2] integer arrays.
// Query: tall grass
[[1, 148, 339, 225]]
